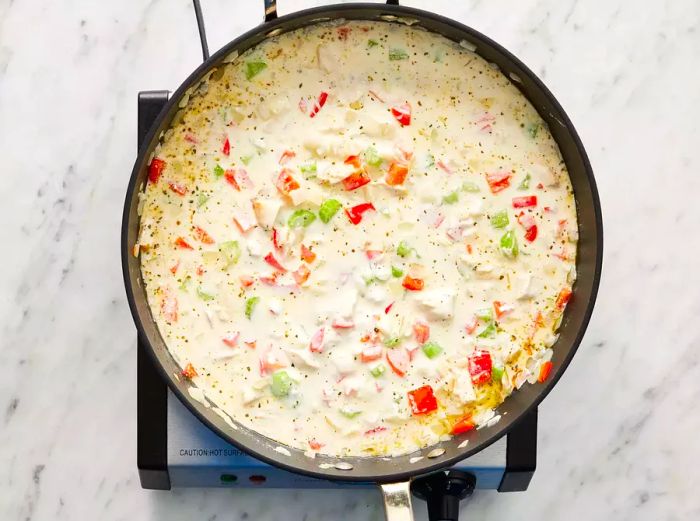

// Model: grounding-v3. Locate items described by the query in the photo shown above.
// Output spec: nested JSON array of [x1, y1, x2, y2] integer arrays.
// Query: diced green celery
[[370, 364, 386, 377], [241, 155, 253, 166], [425, 154, 435, 169], [367, 39, 379, 48], [245, 296, 259, 320], [384, 337, 401, 348], [213, 164, 225, 178], [340, 408, 361, 418], [391, 265, 404, 278], [196, 287, 215, 301], [178, 276, 191, 292], [219, 240, 241, 267], [518, 173, 531, 190], [500, 230, 519, 258], [491, 366, 505, 382], [363, 275, 379, 286], [288, 209, 317, 228], [462, 181, 480, 192], [443, 191, 459, 205], [318, 199, 341, 223], [197, 192, 209, 208], [396, 240, 412, 258], [271, 370, 292, 397], [363, 146, 383, 167], [476, 308, 493, 321], [245, 61, 267, 80], [527, 122, 540, 138], [389, 48, 409, 60], [477, 322, 496, 338], [490, 210, 509, 229], [421, 341, 443, 359], [300, 162, 317, 175]]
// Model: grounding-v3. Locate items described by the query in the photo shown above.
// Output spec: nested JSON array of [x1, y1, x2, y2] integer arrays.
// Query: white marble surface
[[1, 0, 699, 519]]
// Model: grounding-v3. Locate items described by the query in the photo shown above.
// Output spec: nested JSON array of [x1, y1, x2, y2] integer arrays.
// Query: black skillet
[[122, 1, 603, 519]]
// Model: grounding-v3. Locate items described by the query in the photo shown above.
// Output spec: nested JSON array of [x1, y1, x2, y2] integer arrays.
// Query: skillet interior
[[122, 2, 602, 483]]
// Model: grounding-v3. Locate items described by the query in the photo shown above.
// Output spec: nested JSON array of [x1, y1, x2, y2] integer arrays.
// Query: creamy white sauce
[[139, 21, 577, 457]]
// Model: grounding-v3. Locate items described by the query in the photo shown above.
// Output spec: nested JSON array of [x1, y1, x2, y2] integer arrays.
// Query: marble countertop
[[1, 0, 698, 519]]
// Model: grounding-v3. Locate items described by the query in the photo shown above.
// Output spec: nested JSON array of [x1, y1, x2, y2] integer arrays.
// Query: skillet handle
[[264, 0, 400, 22], [380, 481, 414, 521]]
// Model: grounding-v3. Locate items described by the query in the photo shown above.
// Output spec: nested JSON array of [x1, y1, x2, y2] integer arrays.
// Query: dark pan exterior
[[122, 3, 602, 483]]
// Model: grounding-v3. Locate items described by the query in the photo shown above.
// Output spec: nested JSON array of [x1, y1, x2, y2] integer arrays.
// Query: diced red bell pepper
[[407, 385, 438, 415], [386, 348, 410, 377], [337, 26, 351, 40], [437, 160, 453, 175], [181, 362, 197, 379], [365, 249, 383, 260], [169, 260, 180, 275], [386, 162, 409, 186], [516, 211, 538, 242], [300, 244, 316, 263], [193, 226, 214, 245], [390, 102, 411, 126], [524, 225, 538, 242], [239, 275, 255, 288], [331, 318, 355, 329], [555, 288, 572, 309], [272, 227, 282, 251], [222, 136, 230, 156], [493, 300, 513, 320], [468, 350, 493, 385], [258, 350, 288, 375], [222, 332, 240, 348], [402, 275, 424, 291], [384, 302, 394, 314], [342, 170, 371, 191], [168, 181, 187, 195], [485, 171, 512, 194], [364, 426, 387, 436], [184, 133, 198, 144], [512, 195, 537, 208], [148, 158, 166, 184], [292, 264, 310, 285], [224, 170, 240, 191], [309, 91, 329, 118], [175, 237, 193, 250], [538, 361, 553, 383], [464, 315, 478, 335], [451, 415, 475, 435], [275, 169, 300, 195], [308, 439, 324, 450], [161, 289, 178, 322], [279, 150, 296, 165], [309, 327, 325, 353], [344, 155, 362, 168], [259, 272, 279, 286], [360, 344, 383, 363], [413, 322, 430, 344], [345, 203, 375, 225], [196, 265, 205, 276], [264, 252, 287, 272]]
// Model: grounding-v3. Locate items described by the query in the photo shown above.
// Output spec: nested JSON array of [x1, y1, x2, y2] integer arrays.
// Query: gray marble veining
[[1, 0, 699, 519]]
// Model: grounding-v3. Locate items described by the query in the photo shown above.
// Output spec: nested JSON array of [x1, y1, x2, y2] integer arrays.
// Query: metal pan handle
[[264, 0, 399, 22], [380, 481, 414, 521]]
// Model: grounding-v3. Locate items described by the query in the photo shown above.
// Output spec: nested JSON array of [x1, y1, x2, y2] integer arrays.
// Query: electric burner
[[136, 91, 537, 494]]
